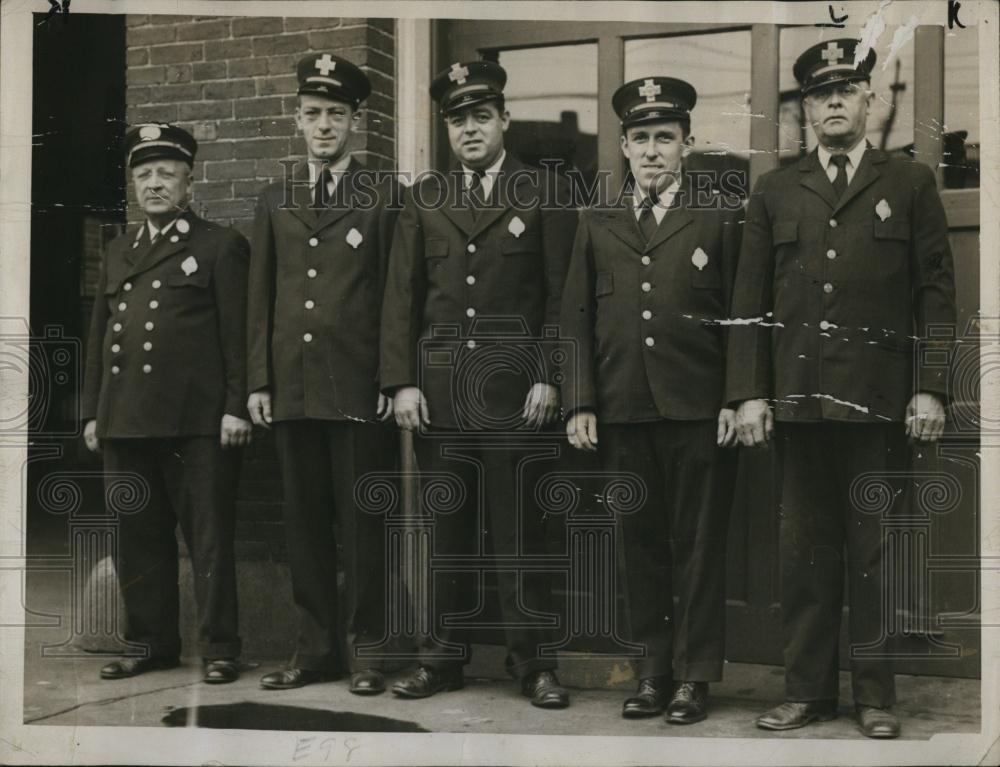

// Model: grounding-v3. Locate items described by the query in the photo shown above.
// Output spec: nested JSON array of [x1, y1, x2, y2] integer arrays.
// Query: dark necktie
[[313, 167, 331, 208], [469, 171, 487, 219], [638, 194, 659, 243], [830, 154, 849, 199]]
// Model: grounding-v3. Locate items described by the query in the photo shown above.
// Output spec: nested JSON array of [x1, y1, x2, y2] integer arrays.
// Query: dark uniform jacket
[[379, 155, 577, 430], [561, 175, 742, 422], [726, 148, 956, 423], [81, 210, 250, 439], [247, 160, 401, 422]]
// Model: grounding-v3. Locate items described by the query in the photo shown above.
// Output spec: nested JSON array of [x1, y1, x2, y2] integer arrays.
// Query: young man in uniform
[[247, 53, 400, 695], [561, 77, 741, 724], [82, 124, 251, 684], [728, 39, 956, 738], [380, 61, 577, 708]]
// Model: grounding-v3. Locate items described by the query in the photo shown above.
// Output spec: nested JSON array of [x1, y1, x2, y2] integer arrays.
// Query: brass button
[[307, 268, 317, 278], [142, 364, 152, 374], [309, 237, 319, 247], [118, 302, 127, 311], [466, 339, 476, 350], [303, 332, 313, 343], [110, 344, 120, 353], [112, 323, 122, 333], [467, 243, 477, 254], [819, 320, 830, 330], [111, 365, 120, 375], [143, 341, 153, 351], [644, 337, 655, 347], [149, 300, 159, 309], [642, 310, 652, 320], [641, 256, 651, 266], [305, 300, 315, 309], [466, 275, 476, 286], [123, 282, 132, 292], [466, 307, 476, 318], [826, 249, 836, 260], [152, 279, 162, 289], [641, 282, 651, 293], [823, 283, 834, 294], [829, 219, 837, 228], [145, 321, 154, 331]]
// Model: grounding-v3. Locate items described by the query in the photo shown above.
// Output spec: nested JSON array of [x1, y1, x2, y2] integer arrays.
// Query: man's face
[[620, 120, 692, 197], [295, 94, 359, 162], [131, 159, 192, 218], [803, 80, 872, 149], [445, 101, 509, 170]]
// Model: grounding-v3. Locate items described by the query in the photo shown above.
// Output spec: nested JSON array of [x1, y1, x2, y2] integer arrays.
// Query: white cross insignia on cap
[[821, 42, 845, 65], [638, 79, 661, 102], [448, 62, 470, 84], [138, 125, 161, 141], [315, 54, 337, 76]]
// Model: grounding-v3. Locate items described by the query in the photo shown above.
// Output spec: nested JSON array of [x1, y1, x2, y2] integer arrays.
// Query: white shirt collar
[[147, 218, 176, 239], [817, 139, 867, 174], [633, 176, 680, 224], [308, 153, 353, 186], [463, 150, 507, 198]]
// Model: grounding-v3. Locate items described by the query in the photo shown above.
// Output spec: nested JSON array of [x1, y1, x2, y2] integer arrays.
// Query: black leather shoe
[[350, 669, 385, 695], [100, 656, 180, 680], [856, 704, 900, 739], [666, 681, 709, 724], [755, 700, 838, 730], [521, 670, 570, 709], [622, 676, 671, 718], [203, 659, 240, 684], [391, 666, 463, 699], [260, 668, 340, 690]]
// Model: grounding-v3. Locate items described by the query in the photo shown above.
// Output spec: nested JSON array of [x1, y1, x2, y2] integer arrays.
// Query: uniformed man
[[380, 61, 577, 707], [561, 77, 740, 724], [727, 39, 956, 738], [247, 53, 400, 694], [82, 124, 251, 684]]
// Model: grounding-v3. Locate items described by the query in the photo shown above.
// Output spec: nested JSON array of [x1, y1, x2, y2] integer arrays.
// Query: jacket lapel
[[602, 203, 646, 255], [312, 159, 360, 235], [440, 167, 475, 236], [644, 176, 694, 253], [468, 154, 529, 240], [125, 211, 196, 280], [798, 150, 839, 210], [832, 147, 884, 215], [283, 173, 317, 229]]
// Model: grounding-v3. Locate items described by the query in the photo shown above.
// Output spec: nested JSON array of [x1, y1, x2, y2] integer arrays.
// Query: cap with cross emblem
[[612, 76, 697, 129], [793, 38, 877, 95], [430, 60, 507, 115], [296, 53, 371, 108]]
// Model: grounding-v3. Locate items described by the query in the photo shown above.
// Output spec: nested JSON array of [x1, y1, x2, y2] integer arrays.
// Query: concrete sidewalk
[[22, 648, 981, 739]]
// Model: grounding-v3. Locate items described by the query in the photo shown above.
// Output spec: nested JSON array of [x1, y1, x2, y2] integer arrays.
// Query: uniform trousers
[[412, 432, 558, 679], [274, 419, 398, 673], [103, 437, 242, 661], [777, 422, 904, 707], [600, 420, 736, 681]]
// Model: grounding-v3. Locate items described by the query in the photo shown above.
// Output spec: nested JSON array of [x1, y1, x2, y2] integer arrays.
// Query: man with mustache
[[727, 39, 956, 738], [561, 77, 740, 725], [380, 60, 576, 707], [247, 53, 400, 694], [82, 123, 251, 683]]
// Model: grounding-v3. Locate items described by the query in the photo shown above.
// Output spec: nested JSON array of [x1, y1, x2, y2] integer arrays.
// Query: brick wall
[[125, 14, 396, 237], [123, 14, 397, 558]]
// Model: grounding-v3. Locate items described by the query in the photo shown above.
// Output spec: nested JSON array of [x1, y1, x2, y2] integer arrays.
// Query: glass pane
[[497, 44, 598, 197], [944, 30, 979, 188], [780, 26, 916, 164], [625, 31, 752, 197]]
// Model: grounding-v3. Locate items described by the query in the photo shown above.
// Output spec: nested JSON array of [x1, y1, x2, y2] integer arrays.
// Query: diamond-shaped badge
[[346, 228, 363, 249], [875, 198, 892, 222], [181, 255, 198, 275], [691, 247, 709, 271], [508, 215, 525, 239]]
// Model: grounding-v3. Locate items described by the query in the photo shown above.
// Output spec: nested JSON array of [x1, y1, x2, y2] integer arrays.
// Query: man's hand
[[247, 389, 272, 428], [735, 398, 773, 447], [394, 386, 429, 431], [905, 392, 946, 443], [83, 419, 101, 453], [377, 392, 394, 422], [523, 383, 560, 429], [717, 408, 738, 447], [221, 415, 252, 448], [566, 410, 599, 452]]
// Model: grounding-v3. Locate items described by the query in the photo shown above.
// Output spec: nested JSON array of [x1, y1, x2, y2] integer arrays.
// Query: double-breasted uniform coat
[[380, 154, 577, 676], [560, 173, 741, 681], [247, 159, 401, 673], [82, 209, 249, 661], [726, 147, 957, 706]]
